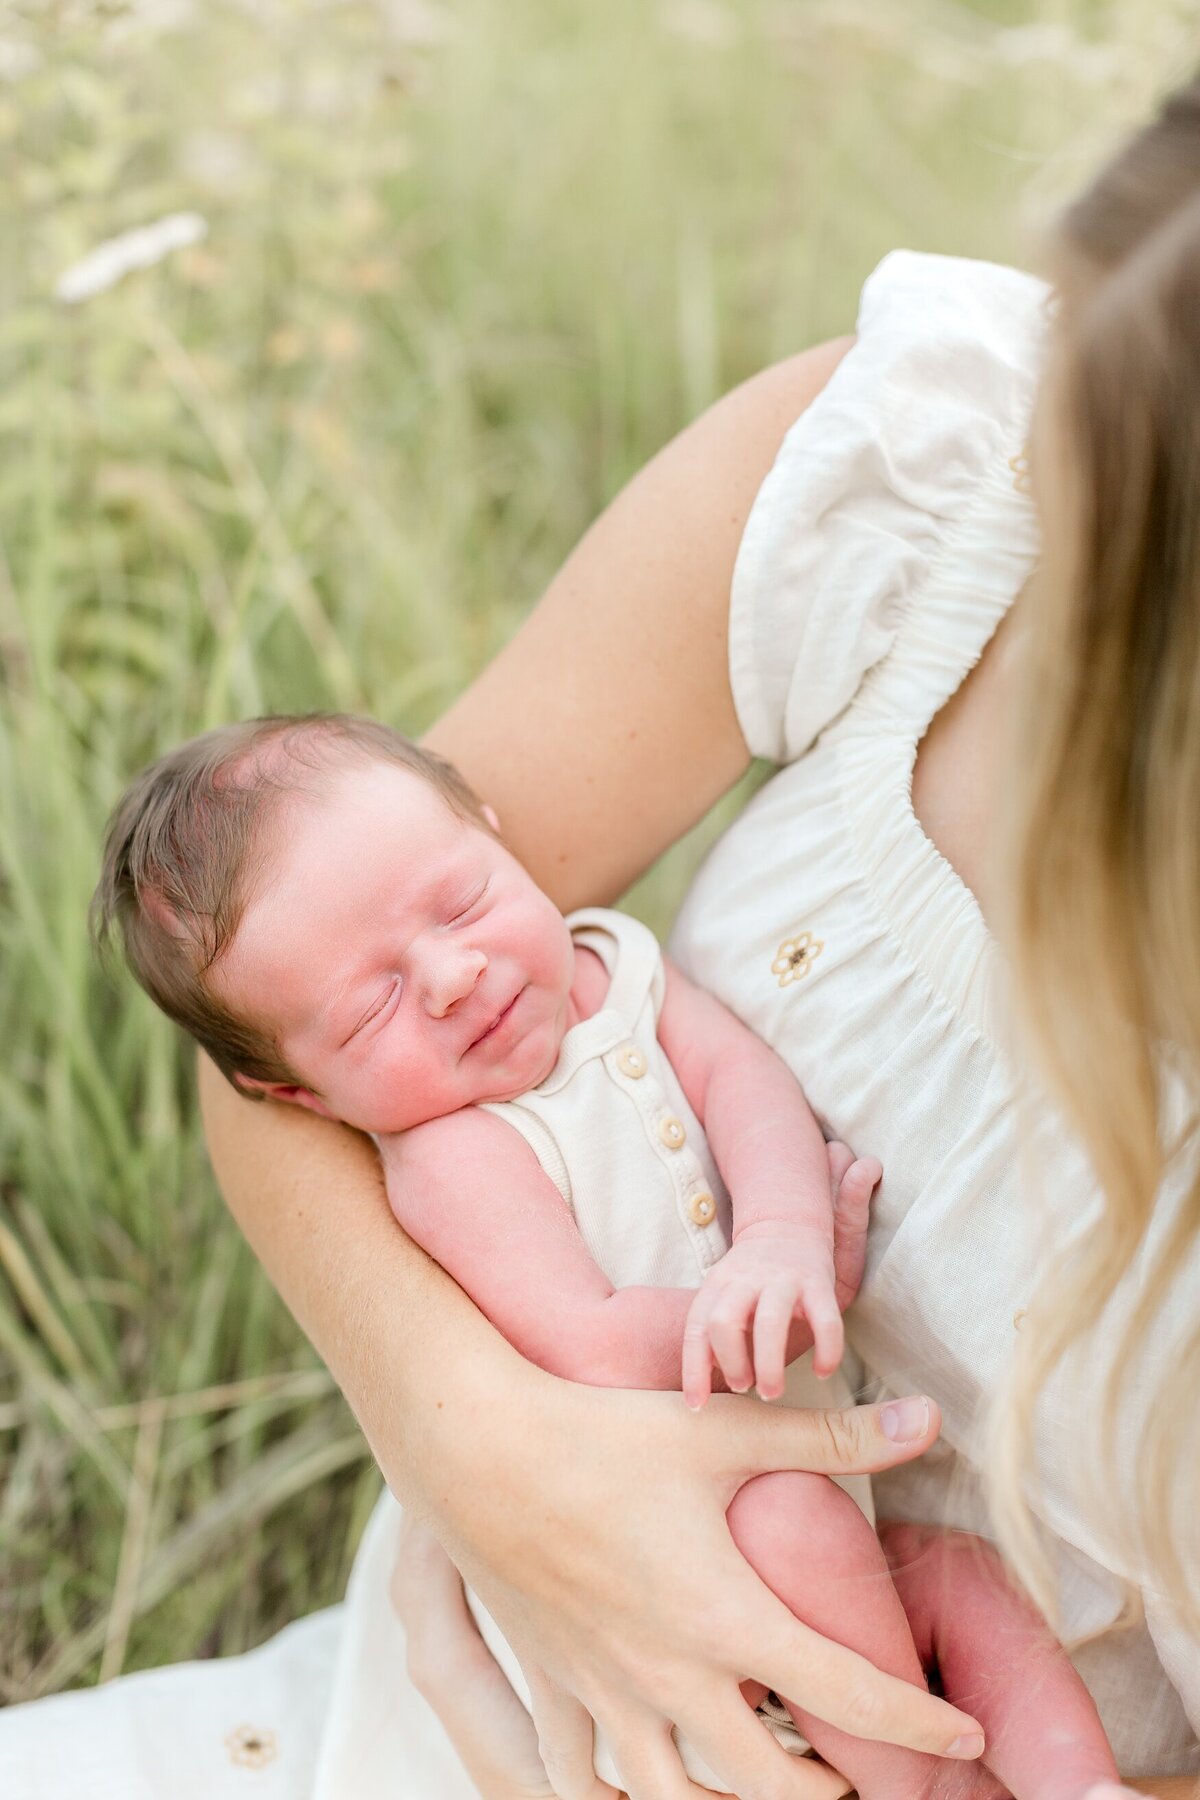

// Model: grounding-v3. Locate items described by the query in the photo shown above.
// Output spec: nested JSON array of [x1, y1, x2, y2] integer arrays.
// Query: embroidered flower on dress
[[226, 1725, 277, 1769], [772, 932, 823, 987]]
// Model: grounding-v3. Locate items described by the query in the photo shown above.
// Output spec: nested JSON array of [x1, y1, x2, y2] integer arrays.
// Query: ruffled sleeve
[[729, 249, 1051, 765]]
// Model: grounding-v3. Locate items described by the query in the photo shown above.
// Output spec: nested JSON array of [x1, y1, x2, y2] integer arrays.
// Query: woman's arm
[[425, 337, 854, 908], [201, 336, 990, 1799]]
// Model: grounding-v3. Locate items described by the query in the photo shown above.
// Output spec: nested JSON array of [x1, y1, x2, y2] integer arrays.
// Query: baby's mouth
[[469, 988, 524, 1051]]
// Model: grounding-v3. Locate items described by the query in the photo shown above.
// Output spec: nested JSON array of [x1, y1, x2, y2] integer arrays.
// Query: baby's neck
[[563, 942, 611, 1033]]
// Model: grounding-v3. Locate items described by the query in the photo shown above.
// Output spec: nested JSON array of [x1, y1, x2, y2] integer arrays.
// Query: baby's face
[[211, 760, 576, 1133]]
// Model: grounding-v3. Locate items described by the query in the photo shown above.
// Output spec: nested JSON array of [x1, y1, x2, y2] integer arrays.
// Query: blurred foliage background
[[0, 0, 1194, 1700]]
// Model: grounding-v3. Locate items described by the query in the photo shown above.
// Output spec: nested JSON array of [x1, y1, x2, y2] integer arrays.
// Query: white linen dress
[[2, 248, 1196, 1796]]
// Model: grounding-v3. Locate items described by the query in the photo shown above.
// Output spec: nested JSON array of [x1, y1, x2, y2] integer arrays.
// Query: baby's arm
[[382, 1106, 709, 1387], [379, 1106, 864, 1390], [657, 959, 876, 1402]]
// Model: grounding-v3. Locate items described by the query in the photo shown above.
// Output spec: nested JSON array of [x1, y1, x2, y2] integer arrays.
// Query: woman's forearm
[[1125, 1780, 1199, 1796]]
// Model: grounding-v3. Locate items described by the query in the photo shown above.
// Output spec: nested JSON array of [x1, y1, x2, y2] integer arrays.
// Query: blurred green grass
[[0, 0, 1193, 1698]]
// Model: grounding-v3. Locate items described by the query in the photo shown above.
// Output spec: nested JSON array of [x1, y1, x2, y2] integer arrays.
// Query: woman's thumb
[[714, 1393, 942, 1481]]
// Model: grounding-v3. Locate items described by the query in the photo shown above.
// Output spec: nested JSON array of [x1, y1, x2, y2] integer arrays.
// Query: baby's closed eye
[[344, 979, 401, 1044], [448, 879, 490, 925]]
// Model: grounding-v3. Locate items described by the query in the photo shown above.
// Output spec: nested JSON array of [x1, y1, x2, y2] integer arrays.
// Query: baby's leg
[[729, 1473, 1001, 1799], [882, 1522, 1122, 1800]]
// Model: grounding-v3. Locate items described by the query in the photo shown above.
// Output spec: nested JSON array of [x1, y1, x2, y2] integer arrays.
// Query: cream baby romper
[[468, 904, 871, 1792]]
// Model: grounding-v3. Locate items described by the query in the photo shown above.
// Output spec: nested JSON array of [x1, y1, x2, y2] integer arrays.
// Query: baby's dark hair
[[92, 714, 487, 1093]]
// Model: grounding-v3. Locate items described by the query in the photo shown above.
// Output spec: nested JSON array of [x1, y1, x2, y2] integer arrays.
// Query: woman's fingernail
[[1082, 1787, 1143, 1799], [880, 1396, 931, 1443], [946, 1733, 985, 1760]]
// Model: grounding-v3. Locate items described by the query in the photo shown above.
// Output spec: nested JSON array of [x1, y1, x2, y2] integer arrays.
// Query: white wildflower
[[380, 0, 454, 46], [179, 131, 252, 191], [659, 0, 737, 48], [233, 71, 286, 121], [0, 38, 42, 81], [102, 0, 197, 46], [54, 213, 209, 305]]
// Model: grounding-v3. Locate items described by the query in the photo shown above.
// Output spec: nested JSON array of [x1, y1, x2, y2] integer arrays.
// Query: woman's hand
[[410, 1370, 985, 1800], [394, 1515, 571, 1800], [393, 1517, 856, 1800]]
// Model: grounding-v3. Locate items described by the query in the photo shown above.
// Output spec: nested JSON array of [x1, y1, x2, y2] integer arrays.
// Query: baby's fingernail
[[1081, 1787, 1143, 1800], [946, 1733, 985, 1760], [880, 1395, 931, 1443]]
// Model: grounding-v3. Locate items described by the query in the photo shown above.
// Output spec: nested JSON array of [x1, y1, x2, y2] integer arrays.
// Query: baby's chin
[[352, 1049, 567, 1136], [470, 1040, 564, 1111], [461, 1016, 572, 1115]]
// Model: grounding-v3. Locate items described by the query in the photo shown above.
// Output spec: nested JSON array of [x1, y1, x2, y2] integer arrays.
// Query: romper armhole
[[729, 249, 1050, 766], [566, 907, 664, 1023]]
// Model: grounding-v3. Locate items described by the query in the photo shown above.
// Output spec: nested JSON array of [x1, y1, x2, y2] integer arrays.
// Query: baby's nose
[[424, 946, 487, 1017]]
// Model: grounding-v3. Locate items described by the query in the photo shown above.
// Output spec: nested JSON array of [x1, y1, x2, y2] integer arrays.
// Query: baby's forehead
[[325, 755, 475, 834], [263, 753, 478, 871], [261, 746, 448, 819]]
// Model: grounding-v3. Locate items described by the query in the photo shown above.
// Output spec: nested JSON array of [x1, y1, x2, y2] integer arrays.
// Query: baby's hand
[[682, 1153, 880, 1408]]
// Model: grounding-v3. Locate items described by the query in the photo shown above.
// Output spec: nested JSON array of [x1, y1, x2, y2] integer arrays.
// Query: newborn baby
[[95, 713, 1128, 1800]]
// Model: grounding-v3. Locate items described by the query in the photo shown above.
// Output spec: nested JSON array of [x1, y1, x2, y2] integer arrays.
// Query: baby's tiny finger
[[709, 1290, 757, 1394], [805, 1285, 844, 1378], [751, 1283, 797, 1401], [840, 1156, 881, 1212], [682, 1312, 714, 1410], [825, 1140, 856, 1192]]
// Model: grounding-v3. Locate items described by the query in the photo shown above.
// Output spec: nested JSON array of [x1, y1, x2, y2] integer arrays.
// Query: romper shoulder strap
[[565, 907, 665, 1025]]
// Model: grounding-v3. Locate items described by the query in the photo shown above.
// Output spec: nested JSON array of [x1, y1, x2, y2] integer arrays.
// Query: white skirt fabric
[[0, 1492, 478, 1800]]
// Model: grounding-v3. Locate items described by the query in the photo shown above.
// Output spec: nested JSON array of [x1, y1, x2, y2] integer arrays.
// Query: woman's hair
[[996, 77, 1200, 1629], [92, 714, 487, 1092]]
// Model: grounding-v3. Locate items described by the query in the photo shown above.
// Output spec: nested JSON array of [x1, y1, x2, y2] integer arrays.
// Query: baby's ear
[[234, 1074, 338, 1119]]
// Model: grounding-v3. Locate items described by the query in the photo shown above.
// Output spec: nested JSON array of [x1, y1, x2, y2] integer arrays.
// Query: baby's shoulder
[[380, 1104, 539, 1203]]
